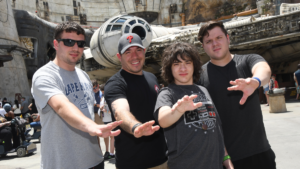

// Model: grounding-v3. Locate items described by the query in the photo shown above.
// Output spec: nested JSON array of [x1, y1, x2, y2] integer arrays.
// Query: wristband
[[223, 155, 231, 162], [131, 123, 142, 133], [252, 77, 261, 88]]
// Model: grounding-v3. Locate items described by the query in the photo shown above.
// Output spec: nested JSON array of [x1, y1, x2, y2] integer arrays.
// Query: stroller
[[0, 116, 37, 158]]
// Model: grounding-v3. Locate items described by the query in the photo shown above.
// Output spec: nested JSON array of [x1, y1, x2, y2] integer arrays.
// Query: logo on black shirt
[[154, 85, 159, 93], [184, 104, 217, 131]]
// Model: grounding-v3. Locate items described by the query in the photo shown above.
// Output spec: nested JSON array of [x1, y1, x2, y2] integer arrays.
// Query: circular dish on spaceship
[[90, 15, 152, 67]]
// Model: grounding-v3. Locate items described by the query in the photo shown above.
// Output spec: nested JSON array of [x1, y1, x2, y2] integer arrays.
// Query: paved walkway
[[0, 101, 299, 169]]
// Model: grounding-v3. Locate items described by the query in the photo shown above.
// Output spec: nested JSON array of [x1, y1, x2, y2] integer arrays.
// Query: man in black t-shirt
[[105, 33, 168, 169], [197, 21, 276, 169]]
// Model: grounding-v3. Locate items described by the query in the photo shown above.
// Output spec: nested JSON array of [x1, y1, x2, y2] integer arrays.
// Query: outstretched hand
[[134, 120, 160, 138], [88, 120, 122, 138], [227, 78, 260, 105], [172, 95, 203, 114]]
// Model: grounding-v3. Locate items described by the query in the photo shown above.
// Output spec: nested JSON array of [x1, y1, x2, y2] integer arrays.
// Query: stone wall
[[0, 0, 31, 103], [11, 0, 122, 27], [10, 0, 258, 28]]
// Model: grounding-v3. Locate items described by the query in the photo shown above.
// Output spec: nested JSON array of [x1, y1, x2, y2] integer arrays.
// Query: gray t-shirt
[[154, 83, 224, 169], [31, 61, 103, 169], [21, 99, 29, 113]]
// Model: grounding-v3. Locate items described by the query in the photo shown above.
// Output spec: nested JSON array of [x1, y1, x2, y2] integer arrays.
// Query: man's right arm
[[158, 95, 202, 128], [111, 98, 159, 138], [48, 94, 122, 138]]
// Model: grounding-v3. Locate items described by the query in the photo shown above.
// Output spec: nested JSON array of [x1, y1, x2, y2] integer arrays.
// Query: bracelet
[[131, 123, 142, 133], [223, 155, 231, 162], [252, 77, 261, 88]]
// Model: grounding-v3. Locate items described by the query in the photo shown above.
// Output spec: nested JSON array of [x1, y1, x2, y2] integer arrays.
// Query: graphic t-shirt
[[105, 69, 167, 169], [198, 54, 270, 161], [31, 61, 102, 169], [154, 83, 224, 169]]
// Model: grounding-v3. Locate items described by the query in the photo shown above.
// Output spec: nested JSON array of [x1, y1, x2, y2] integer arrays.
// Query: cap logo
[[127, 35, 133, 43]]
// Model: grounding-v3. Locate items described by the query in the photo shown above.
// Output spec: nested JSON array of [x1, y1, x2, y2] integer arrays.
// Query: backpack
[[11, 116, 28, 128]]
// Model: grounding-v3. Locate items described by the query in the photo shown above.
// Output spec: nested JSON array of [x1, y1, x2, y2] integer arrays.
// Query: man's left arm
[[228, 61, 271, 105], [223, 148, 234, 169]]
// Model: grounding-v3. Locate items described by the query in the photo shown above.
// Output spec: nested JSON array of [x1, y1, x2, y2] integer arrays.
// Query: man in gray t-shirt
[[20, 97, 29, 114], [31, 22, 122, 169]]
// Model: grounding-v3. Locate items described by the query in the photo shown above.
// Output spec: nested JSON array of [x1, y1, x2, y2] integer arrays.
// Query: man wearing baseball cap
[[105, 33, 168, 169]]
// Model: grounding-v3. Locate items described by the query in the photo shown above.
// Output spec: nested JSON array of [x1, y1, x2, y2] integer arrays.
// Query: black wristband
[[131, 123, 142, 133]]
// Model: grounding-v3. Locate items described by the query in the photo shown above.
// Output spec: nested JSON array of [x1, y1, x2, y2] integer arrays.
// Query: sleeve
[[99, 90, 103, 99], [100, 97, 104, 106], [13, 105, 16, 109], [104, 78, 127, 113], [31, 75, 64, 112], [153, 89, 174, 123], [247, 54, 266, 70]]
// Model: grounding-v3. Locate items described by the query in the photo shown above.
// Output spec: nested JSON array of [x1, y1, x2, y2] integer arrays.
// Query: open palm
[[172, 95, 203, 114], [227, 78, 259, 105], [134, 120, 160, 138]]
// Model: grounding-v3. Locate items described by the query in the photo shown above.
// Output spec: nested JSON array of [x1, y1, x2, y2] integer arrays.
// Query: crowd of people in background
[[0, 96, 39, 154]]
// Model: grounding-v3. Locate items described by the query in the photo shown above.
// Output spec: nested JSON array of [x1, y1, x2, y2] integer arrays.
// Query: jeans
[[30, 121, 41, 133]]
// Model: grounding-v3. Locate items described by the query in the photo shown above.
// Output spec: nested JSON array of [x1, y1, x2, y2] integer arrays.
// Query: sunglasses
[[57, 39, 86, 48]]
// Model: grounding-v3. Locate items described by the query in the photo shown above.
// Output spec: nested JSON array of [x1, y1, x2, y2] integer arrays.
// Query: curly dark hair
[[54, 21, 85, 40], [198, 21, 227, 43], [161, 42, 202, 84]]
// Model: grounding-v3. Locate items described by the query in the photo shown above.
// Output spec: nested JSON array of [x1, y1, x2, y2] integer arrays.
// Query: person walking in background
[[12, 100, 21, 116], [92, 79, 103, 125], [99, 84, 115, 160], [20, 97, 29, 115], [294, 64, 300, 100], [28, 99, 38, 114], [2, 98, 11, 107], [263, 82, 270, 106], [270, 75, 279, 89], [91, 79, 104, 152]]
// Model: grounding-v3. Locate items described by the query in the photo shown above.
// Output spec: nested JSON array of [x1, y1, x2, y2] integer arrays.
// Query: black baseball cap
[[118, 33, 145, 54]]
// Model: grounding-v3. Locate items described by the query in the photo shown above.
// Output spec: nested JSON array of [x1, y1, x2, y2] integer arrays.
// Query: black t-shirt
[[154, 83, 224, 169], [104, 69, 167, 169], [31, 104, 38, 114], [197, 54, 270, 161]]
